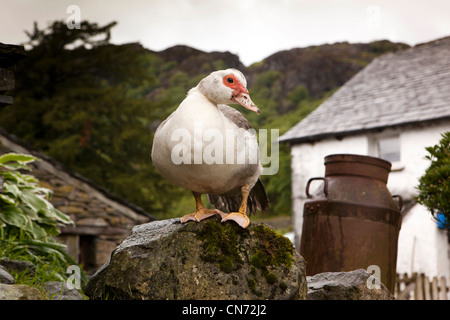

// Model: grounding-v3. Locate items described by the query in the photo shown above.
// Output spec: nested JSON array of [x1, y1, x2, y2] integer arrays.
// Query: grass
[[0, 234, 88, 299]]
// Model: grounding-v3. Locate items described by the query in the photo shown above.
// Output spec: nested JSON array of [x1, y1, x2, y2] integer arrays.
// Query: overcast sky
[[2, 0, 449, 65]]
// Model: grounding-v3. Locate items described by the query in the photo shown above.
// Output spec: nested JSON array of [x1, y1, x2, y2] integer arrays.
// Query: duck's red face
[[223, 74, 260, 114]]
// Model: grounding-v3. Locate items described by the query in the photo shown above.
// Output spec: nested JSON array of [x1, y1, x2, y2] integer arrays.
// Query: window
[[377, 135, 400, 162], [368, 133, 403, 171]]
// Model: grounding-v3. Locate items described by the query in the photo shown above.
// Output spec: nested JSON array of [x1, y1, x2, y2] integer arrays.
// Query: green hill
[[0, 20, 409, 219]]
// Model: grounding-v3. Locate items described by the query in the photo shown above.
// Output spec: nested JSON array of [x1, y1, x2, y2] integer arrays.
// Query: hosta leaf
[[21, 174, 39, 184], [0, 161, 32, 171], [0, 153, 39, 166], [19, 191, 51, 214], [18, 191, 73, 225], [34, 187, 53, 199], [0, 205, 27, 228], [39, 222, 61, 237], [0, 193, 16, 205], [3, 182, 21, 198], [2, 171, 38, 186], [19, 203, 39, 220], [30, 222, 48, 239], [0, 171, 20, 183], [51, 207, 74, 225]]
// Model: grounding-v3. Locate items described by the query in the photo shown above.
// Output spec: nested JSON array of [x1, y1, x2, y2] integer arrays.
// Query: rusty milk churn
[[299, 154, 402, 293]]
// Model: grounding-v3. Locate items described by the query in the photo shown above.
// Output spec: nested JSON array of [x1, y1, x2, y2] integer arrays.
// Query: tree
[[24, 20, 117, 51]]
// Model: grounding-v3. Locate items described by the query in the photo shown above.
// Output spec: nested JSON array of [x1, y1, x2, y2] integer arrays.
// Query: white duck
[[151, 69, 268, 228]]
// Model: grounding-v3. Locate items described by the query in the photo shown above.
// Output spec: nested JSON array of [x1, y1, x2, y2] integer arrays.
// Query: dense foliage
[[416, 132, 450, 225], [0, 152, 84, 288], [0, 20, 405, 219], [0, 153, 72, 238]]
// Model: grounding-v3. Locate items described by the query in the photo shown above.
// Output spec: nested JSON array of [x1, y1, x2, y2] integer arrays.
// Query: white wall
[[396, 203, 450, 278], [290, 121, 450, 278]]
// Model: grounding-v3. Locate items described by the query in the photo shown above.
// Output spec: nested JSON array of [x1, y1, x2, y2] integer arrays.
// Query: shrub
[[416, 132, 450, 226], [0, 152, 86, 285]]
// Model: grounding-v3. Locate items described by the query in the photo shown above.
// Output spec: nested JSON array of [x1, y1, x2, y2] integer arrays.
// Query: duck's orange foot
[[180, 208, 225, 224], [221, 212, 250, 229]]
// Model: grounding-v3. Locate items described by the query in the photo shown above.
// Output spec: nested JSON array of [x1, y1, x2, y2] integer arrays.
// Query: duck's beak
[[232, 91, 261, 114]]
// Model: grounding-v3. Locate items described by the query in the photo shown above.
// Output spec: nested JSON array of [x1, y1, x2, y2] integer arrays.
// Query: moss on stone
[[247, 278, 257, 292], [249, 224, 294, 286], [250, 253, 265, 269], [193, 218, 295, 295], [195, 219, 248, 273], [219, 256, 234, 273], [246, 277, 262, 297], [251, 224, 294, 269], [265, 272, 278, 285], [279, 281, 288, 292]]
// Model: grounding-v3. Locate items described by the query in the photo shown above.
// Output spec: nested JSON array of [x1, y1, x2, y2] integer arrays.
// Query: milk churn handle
[[392, 194, 403, 211], [305, 177, 328, 198]]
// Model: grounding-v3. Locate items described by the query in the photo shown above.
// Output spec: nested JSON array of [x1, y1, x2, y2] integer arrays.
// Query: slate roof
[[279, 36, 450, 144]]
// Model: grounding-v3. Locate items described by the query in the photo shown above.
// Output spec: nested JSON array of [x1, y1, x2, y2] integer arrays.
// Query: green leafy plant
[[416, 132, 450, 225], [0, 152, 86, 286], [0, 153, 73, 238]]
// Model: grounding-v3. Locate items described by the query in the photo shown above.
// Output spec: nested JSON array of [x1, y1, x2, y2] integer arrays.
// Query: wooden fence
[[395, 273, 449, 300]]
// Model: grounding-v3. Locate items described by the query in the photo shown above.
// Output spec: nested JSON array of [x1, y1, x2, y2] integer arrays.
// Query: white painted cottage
[[279, 36, 450, 280]]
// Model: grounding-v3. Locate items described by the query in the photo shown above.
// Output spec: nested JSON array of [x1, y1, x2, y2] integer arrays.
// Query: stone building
[[0, 128, 155, 273]]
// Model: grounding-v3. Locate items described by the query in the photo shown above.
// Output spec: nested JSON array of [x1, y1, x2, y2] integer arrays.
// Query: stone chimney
[[0, 43, 26, 108]]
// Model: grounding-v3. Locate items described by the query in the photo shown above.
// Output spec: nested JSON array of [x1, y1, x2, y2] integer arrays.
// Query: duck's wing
[[207, 104, 269, 215], [217, 104, 251, 130]]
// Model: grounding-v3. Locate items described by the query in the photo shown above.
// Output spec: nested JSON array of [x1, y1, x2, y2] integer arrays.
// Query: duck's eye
[[227, 77, 234, 84]]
